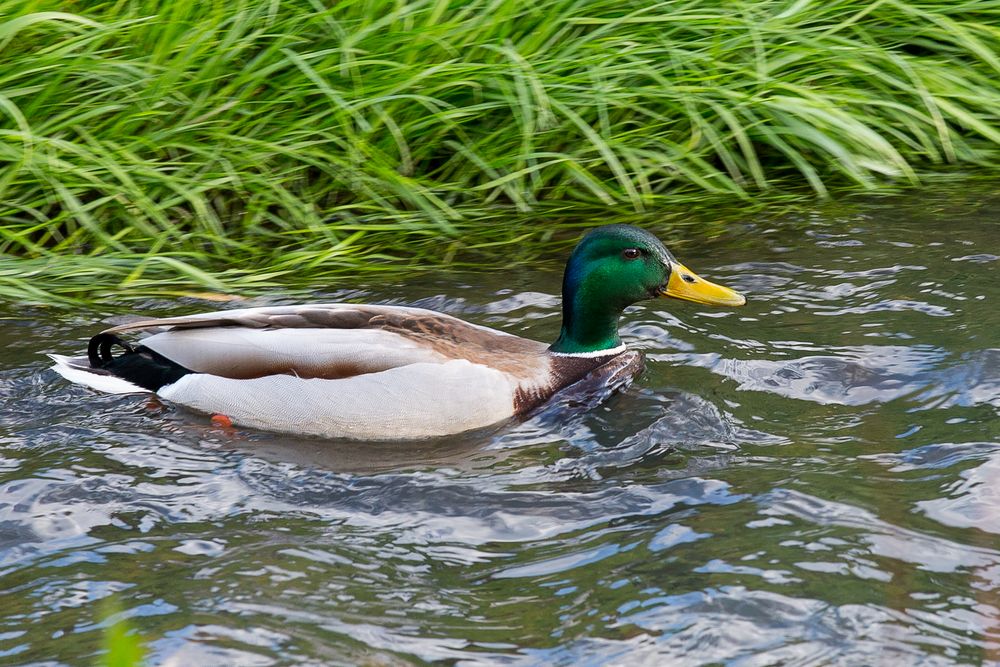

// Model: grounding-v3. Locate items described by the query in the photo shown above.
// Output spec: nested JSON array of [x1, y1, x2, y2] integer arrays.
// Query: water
[[2, 193, 999, 665]]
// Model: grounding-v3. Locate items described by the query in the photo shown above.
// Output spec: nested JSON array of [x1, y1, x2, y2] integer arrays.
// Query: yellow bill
[[662, 262, 746, 307]]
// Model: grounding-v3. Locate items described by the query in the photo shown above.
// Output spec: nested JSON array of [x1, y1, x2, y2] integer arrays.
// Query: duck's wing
[[104, 303, 549, 381]]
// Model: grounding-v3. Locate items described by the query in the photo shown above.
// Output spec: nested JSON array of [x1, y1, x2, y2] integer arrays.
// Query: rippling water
[[2, 194, 999, 665]]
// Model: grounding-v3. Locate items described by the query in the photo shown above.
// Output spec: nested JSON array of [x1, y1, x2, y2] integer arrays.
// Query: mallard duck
[[50, 225, 745, 440]]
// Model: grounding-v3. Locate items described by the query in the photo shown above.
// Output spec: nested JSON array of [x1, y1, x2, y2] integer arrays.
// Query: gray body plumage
[[51, 303, 642, 440]]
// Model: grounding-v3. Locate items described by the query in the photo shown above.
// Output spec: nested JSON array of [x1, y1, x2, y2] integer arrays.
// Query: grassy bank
[[3, 0, 1000, 303]]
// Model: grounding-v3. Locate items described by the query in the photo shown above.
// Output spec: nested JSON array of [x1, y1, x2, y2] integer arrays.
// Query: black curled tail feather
[[88, 333, 135, 368], [86, 332, 192, 392]]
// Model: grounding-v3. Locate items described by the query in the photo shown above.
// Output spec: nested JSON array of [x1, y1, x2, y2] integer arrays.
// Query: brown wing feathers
[[98, 305, 551, 383], [104, 306, 378, 334]]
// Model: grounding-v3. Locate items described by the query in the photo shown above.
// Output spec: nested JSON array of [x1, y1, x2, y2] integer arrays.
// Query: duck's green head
[[550, 224, 745, 354]]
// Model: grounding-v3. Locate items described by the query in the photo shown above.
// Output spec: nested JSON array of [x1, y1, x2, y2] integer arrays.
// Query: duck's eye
[[621, 248, 641, 260]]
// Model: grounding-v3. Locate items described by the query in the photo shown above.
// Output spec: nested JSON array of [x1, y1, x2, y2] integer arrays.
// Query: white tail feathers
[[48, 354, 147, 395]]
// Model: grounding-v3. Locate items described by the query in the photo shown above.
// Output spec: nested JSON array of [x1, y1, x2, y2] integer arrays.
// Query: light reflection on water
[[1, 193, 999, 665]]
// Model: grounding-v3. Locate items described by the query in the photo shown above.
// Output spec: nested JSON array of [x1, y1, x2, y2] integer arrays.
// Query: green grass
[[2, 0, 1000, 303], [101, 616, 145, 667]]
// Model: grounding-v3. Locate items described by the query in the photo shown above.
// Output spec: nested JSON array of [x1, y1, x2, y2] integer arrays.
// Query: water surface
[[2, 192, 999, 665]]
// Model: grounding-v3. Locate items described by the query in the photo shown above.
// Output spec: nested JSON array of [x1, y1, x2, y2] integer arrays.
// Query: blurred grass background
[[3, 0, 1000, 303]]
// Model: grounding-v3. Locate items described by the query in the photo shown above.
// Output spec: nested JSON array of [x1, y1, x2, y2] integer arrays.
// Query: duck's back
[[114, 303, 551, 382]]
